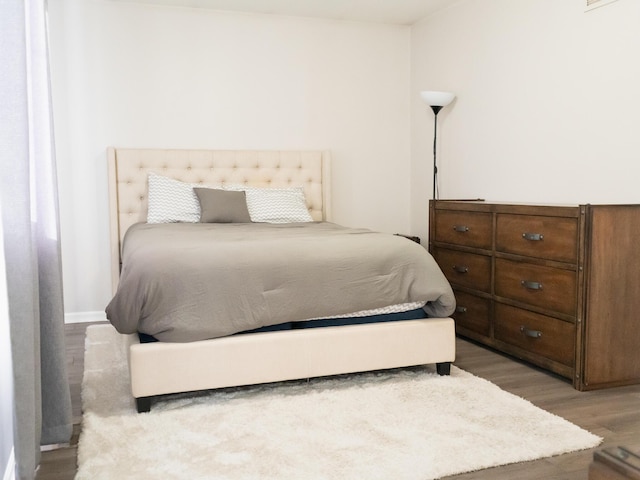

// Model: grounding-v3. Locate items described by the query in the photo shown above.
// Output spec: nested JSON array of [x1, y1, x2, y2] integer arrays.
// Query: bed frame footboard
[[127, 318, 456, 413]]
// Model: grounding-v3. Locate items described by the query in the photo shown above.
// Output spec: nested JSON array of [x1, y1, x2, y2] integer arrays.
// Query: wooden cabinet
[[429, 200, 640, 390], [589, 447, 640, 479]]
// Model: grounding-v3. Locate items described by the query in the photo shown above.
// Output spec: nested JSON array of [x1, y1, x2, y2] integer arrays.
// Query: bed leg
[[135, 396, 152, 413], [436, 362, 451, 376]]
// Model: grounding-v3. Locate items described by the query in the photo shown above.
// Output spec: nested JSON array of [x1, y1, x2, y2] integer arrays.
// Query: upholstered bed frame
[[107, 147, 456, 413]]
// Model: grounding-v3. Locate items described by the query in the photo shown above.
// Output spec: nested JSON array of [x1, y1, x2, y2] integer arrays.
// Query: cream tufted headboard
[[107, 147, 332, 293]]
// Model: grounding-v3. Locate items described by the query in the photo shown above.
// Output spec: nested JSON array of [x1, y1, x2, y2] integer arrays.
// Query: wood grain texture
[[582, 205, 640, 388], [434, 210, 493, 249], [35, 322, 640, 480], [494, 303, 575, 367], [430, 200, 640, 391], [452, 290, 491, 337], [432, 247, 492, 292], [495, 257, 577, 316], [496, 213, 578, 263]]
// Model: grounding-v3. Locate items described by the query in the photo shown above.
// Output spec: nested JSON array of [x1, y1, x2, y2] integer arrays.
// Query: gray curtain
[[0, 1, 72, 479]]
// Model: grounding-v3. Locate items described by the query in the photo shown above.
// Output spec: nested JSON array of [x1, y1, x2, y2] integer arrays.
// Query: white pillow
[[226, 185, 313, 223], [147, 173, 221, 223]]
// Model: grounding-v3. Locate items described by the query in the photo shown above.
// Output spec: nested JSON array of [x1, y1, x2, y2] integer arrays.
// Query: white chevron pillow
[[226, 185, 313, 223], [147, 173, 221, 223]]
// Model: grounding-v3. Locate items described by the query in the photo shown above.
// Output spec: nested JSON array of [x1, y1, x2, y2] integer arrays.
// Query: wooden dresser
[[429, 200, 640, 390]]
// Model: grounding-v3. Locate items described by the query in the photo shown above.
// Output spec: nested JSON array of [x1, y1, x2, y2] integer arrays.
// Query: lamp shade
[[420, 91, 455, 107]]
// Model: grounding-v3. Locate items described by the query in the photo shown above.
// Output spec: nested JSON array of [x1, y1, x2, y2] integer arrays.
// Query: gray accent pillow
[[194, 188, 252, 223]]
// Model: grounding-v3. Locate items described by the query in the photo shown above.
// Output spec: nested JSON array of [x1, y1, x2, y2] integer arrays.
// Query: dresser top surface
[[431, 200, 581, 216], [431, 200, 640, 217]]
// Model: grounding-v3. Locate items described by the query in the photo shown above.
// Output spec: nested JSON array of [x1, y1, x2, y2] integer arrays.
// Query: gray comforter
[[106, 222, 455, 342]]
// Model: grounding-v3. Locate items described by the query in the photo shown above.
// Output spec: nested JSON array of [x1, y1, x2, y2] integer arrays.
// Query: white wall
[[411, 0, 640, 240], [48, 0, 411, 319]]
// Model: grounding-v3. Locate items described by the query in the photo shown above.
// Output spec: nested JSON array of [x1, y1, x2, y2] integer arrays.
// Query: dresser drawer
[[434, 210, 492, 249], [496, 214, 578, 263], [494, 303, 575, 367], [495, 258, 577, 316], [452, 290, 490, 337], [432, 248, 491, 292]]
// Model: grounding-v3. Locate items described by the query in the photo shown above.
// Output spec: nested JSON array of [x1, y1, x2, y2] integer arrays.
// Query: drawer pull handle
[[453, 265, 469, 274], [520, 326, 542, 338], [521, 280, 543, 290], [455, 306, 468, 314], [522, 232, 544, 241], [453, 225, 470, 232]]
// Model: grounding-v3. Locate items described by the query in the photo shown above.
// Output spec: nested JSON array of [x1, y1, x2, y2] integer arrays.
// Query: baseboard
[[64, 311, 107, 324], [2, 448, 14, 480]]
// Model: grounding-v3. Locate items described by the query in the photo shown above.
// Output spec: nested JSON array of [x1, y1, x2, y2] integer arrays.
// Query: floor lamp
[[420, 91, 455, 199]]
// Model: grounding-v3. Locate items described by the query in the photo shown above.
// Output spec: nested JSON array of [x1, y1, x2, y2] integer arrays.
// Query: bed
[[106, 147, 456, 412]]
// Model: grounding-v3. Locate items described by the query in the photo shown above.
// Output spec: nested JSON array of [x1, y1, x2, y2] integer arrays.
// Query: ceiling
[[109, 0, 455, 25]]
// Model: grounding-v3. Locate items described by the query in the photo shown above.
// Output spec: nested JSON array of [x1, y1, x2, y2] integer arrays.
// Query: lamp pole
[[431, 105, 443, 199], [420, 91, 455, 200]]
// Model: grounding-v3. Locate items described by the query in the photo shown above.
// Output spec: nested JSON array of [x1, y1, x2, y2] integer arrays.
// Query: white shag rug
[[76, 324, 601, 480]]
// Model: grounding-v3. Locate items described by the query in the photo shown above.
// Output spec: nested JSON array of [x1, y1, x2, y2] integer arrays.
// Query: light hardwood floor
[[36, 322, 640, 479]]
